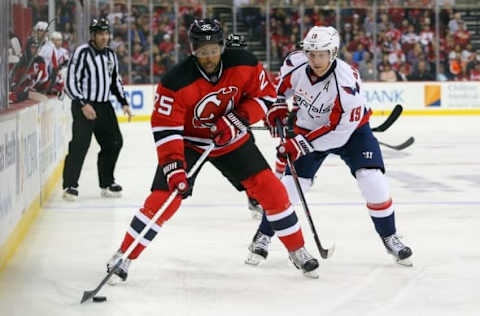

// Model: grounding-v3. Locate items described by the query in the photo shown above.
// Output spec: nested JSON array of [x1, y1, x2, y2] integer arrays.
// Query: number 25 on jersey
[[155, 92, 173, 116]]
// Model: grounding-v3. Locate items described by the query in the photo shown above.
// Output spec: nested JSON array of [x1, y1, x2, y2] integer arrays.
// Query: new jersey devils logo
[[193, 86, 238, 128]]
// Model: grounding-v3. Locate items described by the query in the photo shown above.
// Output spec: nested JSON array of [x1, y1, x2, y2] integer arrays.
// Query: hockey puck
[[92, 296, 107, 303]]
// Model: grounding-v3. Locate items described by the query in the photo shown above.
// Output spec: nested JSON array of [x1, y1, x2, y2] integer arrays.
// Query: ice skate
[[107, 249, 131, 284], [247, 197, 263, 220], [245, 231, 271, 266], [101, 183, 122, 198], [62, 187, 78, 201], [289, 246, 319, 279], [382, 234, 413, 267]]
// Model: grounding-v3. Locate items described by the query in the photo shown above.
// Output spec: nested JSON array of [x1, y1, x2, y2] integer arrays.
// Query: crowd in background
[[6, 0, 480, 105]]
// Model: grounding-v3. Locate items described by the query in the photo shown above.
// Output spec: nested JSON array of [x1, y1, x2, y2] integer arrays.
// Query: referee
[[63, 17, 132, 201]]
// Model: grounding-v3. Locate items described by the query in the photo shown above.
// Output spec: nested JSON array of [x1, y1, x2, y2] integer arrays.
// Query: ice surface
[[0, 116, 479, 316]]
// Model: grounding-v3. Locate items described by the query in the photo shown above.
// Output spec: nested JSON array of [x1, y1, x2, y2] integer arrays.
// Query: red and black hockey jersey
[[152, 48, 277, 166]]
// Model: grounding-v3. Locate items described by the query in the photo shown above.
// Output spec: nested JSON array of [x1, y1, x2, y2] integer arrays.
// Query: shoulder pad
[[222, 48, 258, 68], [280, 51, 307, 77], [161, 56, 200, 91], [334, 59, 359, 85]]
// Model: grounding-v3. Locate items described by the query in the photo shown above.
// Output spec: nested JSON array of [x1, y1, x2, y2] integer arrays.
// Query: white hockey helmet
[[302, 26, 340, 63], [50, 31, 63, 41], [34, 21, 49, 32]]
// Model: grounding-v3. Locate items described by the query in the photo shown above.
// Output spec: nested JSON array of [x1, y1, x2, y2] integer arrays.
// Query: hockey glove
[[266, 102, 289, 138], [277, 135, 314, 164], [211, 112, 248, 146], [274, 157, 287, 179], [162, 160, 191, 199]]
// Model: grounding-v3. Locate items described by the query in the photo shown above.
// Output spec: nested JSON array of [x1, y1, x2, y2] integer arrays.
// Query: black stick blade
[[379, 137, 415, 151], [320, 243, 336, 259], [80, 259, 122, 304], [372, 104, 403, 132]]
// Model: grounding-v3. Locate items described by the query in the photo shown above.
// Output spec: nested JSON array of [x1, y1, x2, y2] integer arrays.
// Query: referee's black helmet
[[89, 18, 110, 33], [188, 18, 224, 52]]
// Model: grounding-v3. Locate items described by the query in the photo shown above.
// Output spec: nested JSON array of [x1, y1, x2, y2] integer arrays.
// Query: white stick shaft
[[120, 143, 215, 262]]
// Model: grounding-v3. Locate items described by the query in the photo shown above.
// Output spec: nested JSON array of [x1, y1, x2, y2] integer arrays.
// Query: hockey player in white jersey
[[246, 26, 413, 268]]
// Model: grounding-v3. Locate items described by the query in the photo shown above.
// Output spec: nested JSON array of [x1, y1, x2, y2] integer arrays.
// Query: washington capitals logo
[[342, 82, 360, 96], [193, 86, 238, 128]]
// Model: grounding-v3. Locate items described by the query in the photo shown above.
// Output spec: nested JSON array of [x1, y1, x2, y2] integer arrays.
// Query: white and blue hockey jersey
[[276, 51, 372, 152]]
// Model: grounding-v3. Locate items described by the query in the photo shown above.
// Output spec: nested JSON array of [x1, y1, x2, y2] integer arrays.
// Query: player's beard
[[200, 60, 219, 74]]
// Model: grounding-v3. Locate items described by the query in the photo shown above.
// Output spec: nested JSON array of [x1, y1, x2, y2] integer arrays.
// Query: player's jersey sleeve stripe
[[153, 129, 183, 143], [155, 134, 183, 147], [152, 126, 184, 132], [262, 95, 277, 103]]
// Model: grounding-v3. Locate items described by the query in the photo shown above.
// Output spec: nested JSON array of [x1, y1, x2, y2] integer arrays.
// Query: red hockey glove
[[266, 103, 289, 137], [162, 160, 191, 199], [211, 112, 248, 146], [277, 135, 314, 164]]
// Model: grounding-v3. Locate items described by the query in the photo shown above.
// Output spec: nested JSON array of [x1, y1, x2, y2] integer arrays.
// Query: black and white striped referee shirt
[[65, 41, 128, 106]]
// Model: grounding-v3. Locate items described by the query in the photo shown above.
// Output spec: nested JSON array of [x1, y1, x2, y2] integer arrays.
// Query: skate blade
[[396, 257, 413, 267], [62, 193, 78, 202], [303, 269, 319, 279], [101, 191, 122, 198], [107, 274, 123, 285], [245, 253, 265, 266]]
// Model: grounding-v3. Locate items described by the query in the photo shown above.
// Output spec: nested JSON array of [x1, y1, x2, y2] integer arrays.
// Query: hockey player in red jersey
[[107, 19, 319, 282], [9, 39, 49, 103], [246, 26, 413, 268]]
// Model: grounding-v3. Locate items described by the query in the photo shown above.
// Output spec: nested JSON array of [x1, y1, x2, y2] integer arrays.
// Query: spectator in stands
[[437, 63, 448, 81], [408, 60, 434, 81], [401, 24, 419, 52], [131, 42, 148, 83], [466, 52, 480, 74], [396, 63, 410, 81], [158, 33, 174, 53], [377, 13, 390, 33], [56, 0, 75, 32], [448, 12, 462, 34], [406, 43, 424, 72], [363, 11, 375, 36], [352, 43, 366, 64], [31, 0, 48, 24], [419, 23, 434, 47], [461, 43, 474, 68], [377, 53, 390, 73], [454, 21, 471, 49], [342, 23, 354, 44], [469, 62, 480, 81], [359, 60, 375, 81], [448, 53, 462, 79], [379, 63, 397, 82], [358, 50, 371, 71], [63, 21, 75, 51]]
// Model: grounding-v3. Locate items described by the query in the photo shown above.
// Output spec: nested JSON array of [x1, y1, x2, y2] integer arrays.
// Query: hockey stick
[[251, 104, 403, 133], [378, 136, 415, 151], [371, 104, 403, 132], [276, 120, 335, 259], [80, 143, 215, 304]]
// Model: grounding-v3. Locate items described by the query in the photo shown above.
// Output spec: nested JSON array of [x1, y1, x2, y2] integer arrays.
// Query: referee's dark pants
[[63, 100, 123, 190]]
